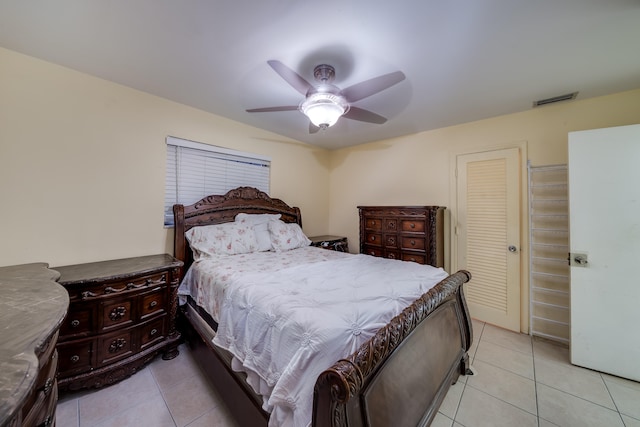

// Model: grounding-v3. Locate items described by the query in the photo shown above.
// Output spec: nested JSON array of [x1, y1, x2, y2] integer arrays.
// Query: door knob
[[508, 245, 518, 253]]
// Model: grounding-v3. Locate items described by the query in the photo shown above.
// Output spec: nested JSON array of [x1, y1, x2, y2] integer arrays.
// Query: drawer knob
[[389, 221, 396, 229], [43, 377, 54, 395], [370, 236, 376, 241], [150, 328, 158, 336], [70, 355, 80, 363], [369, 251, 375, 256], [108, 338, 127, 353], [410, 223, 415, 228], [109, 306, 127, 321], [410, 240, 416, 246], [371, 220, 376, 225], [149, 300, 158, 308], [410, 257, 416, 262], [71, 319, 80, 328], [388, 254, 396, 259], [389, 237, 395, 244]]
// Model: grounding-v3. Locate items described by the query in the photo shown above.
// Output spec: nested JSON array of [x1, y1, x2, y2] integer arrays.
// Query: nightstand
[[309, 235, 349, 252]]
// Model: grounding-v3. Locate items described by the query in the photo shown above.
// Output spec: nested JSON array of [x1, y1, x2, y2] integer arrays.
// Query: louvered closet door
[[456, 148, 521, 332]]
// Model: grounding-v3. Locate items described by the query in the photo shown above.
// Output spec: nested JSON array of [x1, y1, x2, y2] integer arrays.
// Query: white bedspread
[[179, 247, 448, 427]]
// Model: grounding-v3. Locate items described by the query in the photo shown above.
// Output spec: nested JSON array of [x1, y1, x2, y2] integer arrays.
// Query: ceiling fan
[[246, 60, 406, 133]]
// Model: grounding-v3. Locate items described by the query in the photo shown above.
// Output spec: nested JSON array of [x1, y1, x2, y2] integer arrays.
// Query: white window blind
[[164, 136, 270, 226]]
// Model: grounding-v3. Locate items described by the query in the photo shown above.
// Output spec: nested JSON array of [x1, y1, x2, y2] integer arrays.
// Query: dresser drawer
[[101, 298, 134, 331], [58, 340, 93, 376], [67, 270, 169, 301], [97, 328, 134, 366], [139, 287, 167, 320], [364, 233, 382, 247], [362, 246, 383, 257], [140, 317, 166, 351], [21, 379, 57, 427], [61, 306, 94, 337], [401, 236, 425, 251], [384, 250, 400, 261], [401, 253, 426, 264], [364, 217, 383, 231], [383, 234, 398, 248], [400, 219, 426, 232], [384, 218, 399, 231]]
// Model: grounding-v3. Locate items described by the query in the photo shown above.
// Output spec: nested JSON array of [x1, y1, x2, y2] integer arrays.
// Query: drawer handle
[[109, 306, 127, 321], [70, 355, 80, 363], [42, 377, 54, 395], [81, 291, 98, 299], [369, 251, 375, 256], [410, 240, 416, 246], [389, 221, 396, 229], [108, 338, 127, 353], [150, 328, 158, 336], [388, 254, 396, 259], [149, 300, 158, 308], [370, 236, 376, 241], [70, 319, 80, 328], [389, 237, 395, 244], [409, 257, 416, 262]]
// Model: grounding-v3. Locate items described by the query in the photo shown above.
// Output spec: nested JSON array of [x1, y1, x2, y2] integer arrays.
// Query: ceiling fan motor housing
[[313, 64, 336, 83]]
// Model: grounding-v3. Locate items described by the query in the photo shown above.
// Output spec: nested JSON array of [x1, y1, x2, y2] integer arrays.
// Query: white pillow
[[186, 222, 259, 259], [235, 213, 282, 251], [268, 220, 311, 252]]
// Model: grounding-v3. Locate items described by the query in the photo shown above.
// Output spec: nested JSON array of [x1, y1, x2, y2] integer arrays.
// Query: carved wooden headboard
[[172, 187, 302, 273]]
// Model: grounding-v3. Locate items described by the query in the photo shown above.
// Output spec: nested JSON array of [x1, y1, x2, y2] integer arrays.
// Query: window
[[164, 136, 270, 226]]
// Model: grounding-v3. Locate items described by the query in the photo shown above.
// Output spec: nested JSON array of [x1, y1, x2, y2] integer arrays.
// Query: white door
[[456, 148, 521, 332], [569, 124, 640, 381]]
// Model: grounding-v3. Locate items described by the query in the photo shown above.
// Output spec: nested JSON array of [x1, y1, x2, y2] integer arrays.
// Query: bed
[[173, 186, 473, 427]]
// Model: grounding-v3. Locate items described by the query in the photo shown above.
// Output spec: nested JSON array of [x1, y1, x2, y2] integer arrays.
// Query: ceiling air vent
[[533, 92, 578, 107]]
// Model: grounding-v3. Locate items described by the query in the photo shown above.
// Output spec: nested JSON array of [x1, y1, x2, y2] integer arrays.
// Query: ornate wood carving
[[313, 270, 472, 426], [174, 186, 302, 274]]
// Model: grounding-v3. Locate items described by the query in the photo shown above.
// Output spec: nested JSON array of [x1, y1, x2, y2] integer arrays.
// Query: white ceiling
[[1, 1, 639, 150]]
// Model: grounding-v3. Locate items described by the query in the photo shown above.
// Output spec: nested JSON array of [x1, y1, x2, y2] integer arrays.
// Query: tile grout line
[[599, 372, 627, 426], [531, 332, 540, 427], [148, 358, 179, 427]]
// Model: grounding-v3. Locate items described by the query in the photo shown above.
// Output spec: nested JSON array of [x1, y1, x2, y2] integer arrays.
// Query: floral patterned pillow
[[235, 213, 282, 251], [268, 220, 311, 252], [186, 222, 259, 259]]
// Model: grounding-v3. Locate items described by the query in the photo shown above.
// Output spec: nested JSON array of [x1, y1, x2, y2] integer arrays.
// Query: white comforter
[[179, 247, 448, 427]]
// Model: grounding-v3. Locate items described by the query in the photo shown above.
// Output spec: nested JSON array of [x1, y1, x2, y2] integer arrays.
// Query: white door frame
[[449, 140, 529, 333]]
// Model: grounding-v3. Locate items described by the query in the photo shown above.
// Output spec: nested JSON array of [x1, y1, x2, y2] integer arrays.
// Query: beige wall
[[328, 88, 640, 331], [0, 47, 331, 267]]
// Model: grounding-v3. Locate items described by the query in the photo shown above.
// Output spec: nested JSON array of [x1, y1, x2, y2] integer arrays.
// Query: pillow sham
[[186, 222, 259, 259], [268, 220, 312, 252], [234, 213, 282, 251]]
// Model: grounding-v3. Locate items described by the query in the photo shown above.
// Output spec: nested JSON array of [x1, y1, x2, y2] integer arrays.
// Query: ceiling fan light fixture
[[299, 92, 349, 129]]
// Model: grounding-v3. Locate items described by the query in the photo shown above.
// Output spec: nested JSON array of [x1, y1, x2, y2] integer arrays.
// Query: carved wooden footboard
[[173, 187, 474, 427], [313, 270, 472, 427]]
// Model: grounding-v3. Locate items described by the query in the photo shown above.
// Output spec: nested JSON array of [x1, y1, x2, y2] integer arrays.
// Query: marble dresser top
[[0, 263, 69, 427]]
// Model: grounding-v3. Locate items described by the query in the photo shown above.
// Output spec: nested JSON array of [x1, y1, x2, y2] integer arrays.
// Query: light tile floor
[[57, 320, 640, 427]]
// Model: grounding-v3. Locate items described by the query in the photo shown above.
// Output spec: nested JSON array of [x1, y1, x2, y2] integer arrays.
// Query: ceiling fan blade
[[246, 106, 299, 113], [343, 107, 387, 124], [268, 60, 314, 96], [340, 71, 406, 103], [309, 123, 320, 134]]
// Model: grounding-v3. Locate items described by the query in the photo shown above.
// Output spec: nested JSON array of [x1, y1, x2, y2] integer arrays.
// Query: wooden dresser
[[53, 254, 183, 391], [0, 263, 69, 427], [358, 206, 445, 267]]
